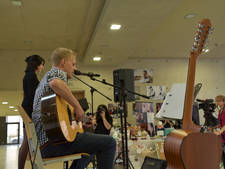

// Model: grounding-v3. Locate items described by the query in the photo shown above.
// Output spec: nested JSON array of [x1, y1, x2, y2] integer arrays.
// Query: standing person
[[213, 95, 225, 167], [18, 55, 45, 169], [94, 104, 113, 135], [32, 48, 116, 169]]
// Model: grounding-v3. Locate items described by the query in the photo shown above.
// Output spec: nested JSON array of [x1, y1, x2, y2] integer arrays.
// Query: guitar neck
[[182, 53, 200, 131]]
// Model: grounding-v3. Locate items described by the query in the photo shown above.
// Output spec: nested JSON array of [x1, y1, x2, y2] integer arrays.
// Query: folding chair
[[18, 106, 89, 169]]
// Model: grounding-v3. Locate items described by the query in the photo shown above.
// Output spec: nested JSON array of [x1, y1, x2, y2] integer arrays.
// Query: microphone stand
[[72, 75, 112, 115], [90, 77, 150, 100], [89, 76, 149, 169]]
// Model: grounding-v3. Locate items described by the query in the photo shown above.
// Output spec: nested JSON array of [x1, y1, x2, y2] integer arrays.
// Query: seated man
[[32, 48, 116, 169]]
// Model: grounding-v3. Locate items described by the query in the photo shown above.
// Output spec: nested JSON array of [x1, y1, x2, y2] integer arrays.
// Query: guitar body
[[165, 130, 222, 169], [164, 19, 222, 169], [41, 94, 84, 142]]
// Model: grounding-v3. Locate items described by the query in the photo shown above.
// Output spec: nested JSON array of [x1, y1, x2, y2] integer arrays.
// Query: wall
[[74, 58, 225, 124], [1, 58, 224, 125]]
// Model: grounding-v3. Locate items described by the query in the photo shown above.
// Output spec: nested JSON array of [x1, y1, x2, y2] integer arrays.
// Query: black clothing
[[21, 71, 39, 117], [162, 120, 173, 128], [95, 116, 113, 135]]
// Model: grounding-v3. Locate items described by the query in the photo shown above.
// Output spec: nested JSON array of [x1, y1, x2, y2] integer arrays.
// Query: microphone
[[74, 70, 100, 77]]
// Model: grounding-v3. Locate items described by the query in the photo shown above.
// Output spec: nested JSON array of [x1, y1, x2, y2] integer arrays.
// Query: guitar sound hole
[[67, 106, 72, 125]]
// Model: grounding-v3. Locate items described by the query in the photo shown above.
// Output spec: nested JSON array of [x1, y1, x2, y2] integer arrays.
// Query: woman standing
[[214, 95, 225, 167], [18, 55, 45, 169]]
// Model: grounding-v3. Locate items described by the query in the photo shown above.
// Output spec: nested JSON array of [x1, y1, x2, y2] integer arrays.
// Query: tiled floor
[[3, 145, 222, 169], [0, 145, 124, 169], [0, 144, 64, 169]]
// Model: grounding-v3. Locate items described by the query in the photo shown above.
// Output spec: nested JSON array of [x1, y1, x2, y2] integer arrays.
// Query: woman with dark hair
[[18, 55, 45, 169], [94, 104, 113, 135]]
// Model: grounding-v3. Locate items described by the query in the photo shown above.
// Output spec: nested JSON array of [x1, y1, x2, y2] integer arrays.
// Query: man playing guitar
[[32, 47, 116, 169]]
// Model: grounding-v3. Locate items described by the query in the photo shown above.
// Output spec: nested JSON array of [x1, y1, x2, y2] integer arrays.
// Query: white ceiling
[[0, 0, 225, 114], [84, 0, 225, 65]]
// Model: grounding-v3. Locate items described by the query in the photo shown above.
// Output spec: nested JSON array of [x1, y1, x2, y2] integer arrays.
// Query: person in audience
[[148, 122, 155, 137], [93, 104, 113, 135], [32, 48, 116, 169], [18, 55, 45, 169], [213, 95, 225, 167]]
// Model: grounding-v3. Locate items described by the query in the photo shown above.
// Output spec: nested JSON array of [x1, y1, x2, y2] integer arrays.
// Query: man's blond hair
[[51, 48, 75, 66], [215, 95, 225, 102]]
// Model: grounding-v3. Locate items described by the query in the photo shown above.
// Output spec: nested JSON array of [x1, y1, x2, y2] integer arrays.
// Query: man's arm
[[49, 78, 84, 121]]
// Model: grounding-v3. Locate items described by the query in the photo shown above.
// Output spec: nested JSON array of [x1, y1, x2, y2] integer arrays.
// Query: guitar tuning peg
[[193, 42, 200, 46], [194, 36, 200, 42], [194, 38, 199, 42], [196, 30, 202, 35], [198, 24, 205, 29]]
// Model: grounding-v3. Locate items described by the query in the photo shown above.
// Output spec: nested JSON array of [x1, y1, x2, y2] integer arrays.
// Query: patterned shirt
[[32, 66, 67, 146]]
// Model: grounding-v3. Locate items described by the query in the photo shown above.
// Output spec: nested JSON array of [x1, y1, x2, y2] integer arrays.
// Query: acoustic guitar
[[41, 93, 84, 142], [164, 19, 222, 169]]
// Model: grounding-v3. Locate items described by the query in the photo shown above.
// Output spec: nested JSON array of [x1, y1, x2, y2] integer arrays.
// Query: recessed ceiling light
[[11, 0, 22, 6], [2, 102, 8, 105], [9, 106, 14, 109], [93, 57, 101, 61], [110, 24, 121, 30], [14, 109, 18, 112], [184, 13, 197, 19]]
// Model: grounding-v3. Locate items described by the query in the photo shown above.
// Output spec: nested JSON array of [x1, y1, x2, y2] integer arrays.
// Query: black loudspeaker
[[141, 157, 167, 169], [113, 69, 134, 102]]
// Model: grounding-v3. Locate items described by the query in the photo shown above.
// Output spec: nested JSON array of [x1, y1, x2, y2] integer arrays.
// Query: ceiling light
[[2, 102, 8, 105], [184, 13, 197, 19], [9, 106, 14, 109], [14, 109, 18, 112], [93, 57, 101, 61], [11, 0, 22, 6], [110, 24, 121, 30]]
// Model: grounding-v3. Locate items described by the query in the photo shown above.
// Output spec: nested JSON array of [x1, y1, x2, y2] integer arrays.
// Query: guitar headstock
[[192, 19, 212, 57]]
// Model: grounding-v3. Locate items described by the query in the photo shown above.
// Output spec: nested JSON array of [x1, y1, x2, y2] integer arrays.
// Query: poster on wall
[[146, 86, 166, 100], [133, 102, 155, 137], [108, 103, 119, 114], [134, 69, 153, 83]]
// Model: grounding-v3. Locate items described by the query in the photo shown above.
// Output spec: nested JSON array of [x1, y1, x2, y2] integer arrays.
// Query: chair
[[18, 106, 89, 169]]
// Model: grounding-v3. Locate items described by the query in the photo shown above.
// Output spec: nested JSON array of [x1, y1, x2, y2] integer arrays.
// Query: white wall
[[72, 58, 225, 124], [1, 58, 224, 125]]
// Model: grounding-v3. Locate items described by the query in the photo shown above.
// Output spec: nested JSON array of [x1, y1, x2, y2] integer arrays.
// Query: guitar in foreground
[[41, 93, 84, 142], [164, 19, 222, 169]]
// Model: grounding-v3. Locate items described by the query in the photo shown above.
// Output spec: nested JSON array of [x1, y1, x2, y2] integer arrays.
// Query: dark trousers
[[41, 132, 116, 169]]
